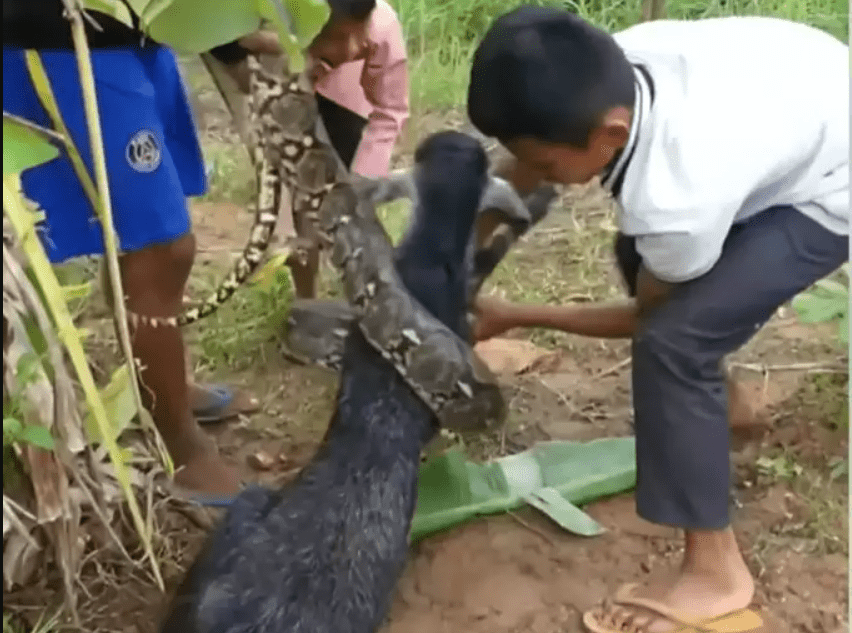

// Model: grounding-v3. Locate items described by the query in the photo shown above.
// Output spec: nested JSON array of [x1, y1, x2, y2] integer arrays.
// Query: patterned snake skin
[[127, 53, 558, 431]]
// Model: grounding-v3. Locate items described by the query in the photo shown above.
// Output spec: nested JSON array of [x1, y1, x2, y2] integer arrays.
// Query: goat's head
[[394, 131, 488, 340]]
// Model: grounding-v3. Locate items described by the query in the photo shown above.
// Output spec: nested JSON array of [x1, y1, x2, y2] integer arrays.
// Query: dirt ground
[[51, 197, 843, 633], [6, 61, 848, 633]]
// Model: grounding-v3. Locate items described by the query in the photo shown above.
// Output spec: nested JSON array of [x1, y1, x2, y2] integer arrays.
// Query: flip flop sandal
[[169, 481, 249, 508], [583, 583, 765, 633], [193, 383, 261, 426]]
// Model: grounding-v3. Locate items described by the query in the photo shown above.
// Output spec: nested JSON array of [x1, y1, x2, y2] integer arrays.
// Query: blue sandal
[[193, 383, 260, 426], [170, 481, 247, 508]]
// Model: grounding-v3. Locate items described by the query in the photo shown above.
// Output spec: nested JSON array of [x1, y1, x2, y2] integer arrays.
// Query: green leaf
[[829, 457, 848, 481], [522, 487, 606, 537], [411, 438, 637, 542], [3, 417, 23, 442], [250, 248, 291, 289], [126, 0, 262, 55], [61, 281, 94, 303], [258, 0, 331, 72], [837, 310, 849, 345], [82, 0, 134, 26], [15, 352, 42, 387], [376, 199, 412, 245], [123, 0, 330, 72], [3, 118, 60, 175], [813, 278, 848, 296], [18, 424, 55, 451], [792, 292, 846, 324], [84, 365, 138, 445]]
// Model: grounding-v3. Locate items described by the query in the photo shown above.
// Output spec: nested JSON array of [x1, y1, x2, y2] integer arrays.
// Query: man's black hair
[[328, 0, 376, 21], [467, 6, 635, 148]]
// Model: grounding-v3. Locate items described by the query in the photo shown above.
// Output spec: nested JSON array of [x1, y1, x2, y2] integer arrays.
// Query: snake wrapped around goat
[[126, 52, 557, 431]]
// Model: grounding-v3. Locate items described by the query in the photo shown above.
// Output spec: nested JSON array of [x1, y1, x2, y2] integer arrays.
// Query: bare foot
[[585, 529, 757, 632], [173, 451, 243, 498]]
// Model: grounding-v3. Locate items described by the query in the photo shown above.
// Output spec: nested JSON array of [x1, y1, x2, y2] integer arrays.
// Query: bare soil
[[46, 194, 842, 633]]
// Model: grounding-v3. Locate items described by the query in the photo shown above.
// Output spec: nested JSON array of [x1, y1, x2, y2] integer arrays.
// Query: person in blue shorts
[[467, 7, 848, 632], [3, 2, 282, 504]]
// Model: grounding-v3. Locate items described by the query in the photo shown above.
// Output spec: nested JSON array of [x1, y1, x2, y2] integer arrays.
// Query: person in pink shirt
[[225, 0, 409, 296], [302, 0, 410, 296], [309, 0, 409, 179]]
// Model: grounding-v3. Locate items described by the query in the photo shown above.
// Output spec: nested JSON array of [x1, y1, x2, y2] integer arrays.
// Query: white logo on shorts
[[126, 130, 162, 173]]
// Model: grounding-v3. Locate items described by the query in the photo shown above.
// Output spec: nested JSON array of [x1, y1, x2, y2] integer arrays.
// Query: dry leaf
[[3, 531, 43, 590]]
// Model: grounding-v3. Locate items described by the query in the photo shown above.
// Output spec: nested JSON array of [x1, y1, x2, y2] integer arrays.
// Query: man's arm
[[473, 264, 675, 340], [350, 18, 409, 178], [208, 30, 284, 93]]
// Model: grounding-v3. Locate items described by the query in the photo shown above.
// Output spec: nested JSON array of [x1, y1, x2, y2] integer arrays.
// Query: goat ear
[[367, 169, 418, 207], [478, 177, 532, 232]]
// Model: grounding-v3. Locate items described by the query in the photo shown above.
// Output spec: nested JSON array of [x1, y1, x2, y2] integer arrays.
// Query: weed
[[3, 352, 56, 451], [390, 0, 849, 115], [201, 141, 257, 206], [191, 263, 294, 372], [756, 453, 805, 481]]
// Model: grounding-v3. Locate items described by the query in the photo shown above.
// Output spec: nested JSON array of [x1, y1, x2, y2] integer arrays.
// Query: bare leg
[[118, 234, 241, 495], [287, 245, 320, 299]]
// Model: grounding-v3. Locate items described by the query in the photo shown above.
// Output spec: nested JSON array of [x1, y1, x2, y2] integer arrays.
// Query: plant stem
[[23, 53, 100, 208], [60, 0, 171, 472]]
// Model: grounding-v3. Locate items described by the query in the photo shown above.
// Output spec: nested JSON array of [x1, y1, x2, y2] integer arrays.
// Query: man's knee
[[105, 233, 196, 311], [633, 307, 727, 381]]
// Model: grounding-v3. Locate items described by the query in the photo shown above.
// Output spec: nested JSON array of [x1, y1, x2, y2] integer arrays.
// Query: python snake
[[126, 53, 557, 431]]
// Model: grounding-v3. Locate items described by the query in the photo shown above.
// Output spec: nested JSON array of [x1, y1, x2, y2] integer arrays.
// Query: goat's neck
[[321, 331, 438, 458]]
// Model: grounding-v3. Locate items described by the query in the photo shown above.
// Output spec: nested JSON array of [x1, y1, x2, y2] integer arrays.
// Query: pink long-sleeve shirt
[[312, 0, 409, 178]]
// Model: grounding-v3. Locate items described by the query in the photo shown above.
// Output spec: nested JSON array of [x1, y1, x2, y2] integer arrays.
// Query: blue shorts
[[2, 45, 207, 264]]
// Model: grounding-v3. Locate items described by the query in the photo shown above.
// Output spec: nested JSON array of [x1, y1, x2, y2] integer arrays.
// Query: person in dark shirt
[[3, 2, 280, 505]]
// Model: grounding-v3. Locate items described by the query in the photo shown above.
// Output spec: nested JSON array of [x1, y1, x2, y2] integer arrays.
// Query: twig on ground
[[507, 510, 557, 547], [594, 357, 632, 378], [729, 361, 847, 374]]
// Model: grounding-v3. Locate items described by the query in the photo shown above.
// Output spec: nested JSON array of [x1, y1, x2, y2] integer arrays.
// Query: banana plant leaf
[[3, 116, 60, 175], [412, 437, 636, 542], [121, 0, 330, 71]]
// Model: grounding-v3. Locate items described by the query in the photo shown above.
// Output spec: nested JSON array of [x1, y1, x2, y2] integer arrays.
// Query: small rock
[[247, 450, 275, 471]]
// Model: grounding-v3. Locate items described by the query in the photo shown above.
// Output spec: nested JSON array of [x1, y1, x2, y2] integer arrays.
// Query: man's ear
[[592, 106, 631, 162], [600, 106, 631, 147]]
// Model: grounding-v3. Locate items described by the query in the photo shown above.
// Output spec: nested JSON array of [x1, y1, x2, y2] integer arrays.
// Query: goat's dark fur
[[158, 130, 488, 633]]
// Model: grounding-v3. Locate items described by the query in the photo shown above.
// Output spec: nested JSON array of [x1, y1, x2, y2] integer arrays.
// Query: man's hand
[[471, 296, 516, 342], [239, 30, 283, 55], [221, 30, 284, 94]]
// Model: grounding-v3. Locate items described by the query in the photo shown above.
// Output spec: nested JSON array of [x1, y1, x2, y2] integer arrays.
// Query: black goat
[[158, 130, 489, 633]]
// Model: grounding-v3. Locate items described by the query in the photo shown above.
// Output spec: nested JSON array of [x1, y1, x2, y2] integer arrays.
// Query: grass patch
[[187, 264, 294, 372], [800, 372, 850, 430], [755, 451, 848, 556], [391, 0, 849, 115]]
